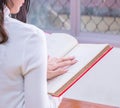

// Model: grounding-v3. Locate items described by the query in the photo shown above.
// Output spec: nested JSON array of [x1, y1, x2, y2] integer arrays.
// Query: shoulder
[[5, 17, 45, 40]]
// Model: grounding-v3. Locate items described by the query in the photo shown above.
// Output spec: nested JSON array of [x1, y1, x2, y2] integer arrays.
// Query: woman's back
[[0, 8, 48, 108]]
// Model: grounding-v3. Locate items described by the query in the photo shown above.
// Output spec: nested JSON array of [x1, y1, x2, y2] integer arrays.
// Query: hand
[[47, 56, 77, 80]]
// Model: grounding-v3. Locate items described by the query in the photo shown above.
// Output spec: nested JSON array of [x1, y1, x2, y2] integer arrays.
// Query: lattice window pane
[[81, 0, 120, 35], [28, 0, 70, 31]]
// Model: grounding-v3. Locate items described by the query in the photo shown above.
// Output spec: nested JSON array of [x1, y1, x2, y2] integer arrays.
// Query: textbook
[[46, 33, 112, 97]]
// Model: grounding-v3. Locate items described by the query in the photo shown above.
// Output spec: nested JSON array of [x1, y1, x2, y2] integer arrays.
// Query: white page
[[64, 48, 120, 107], [48, 44, 109, 94], [46, 33, 78, 57]]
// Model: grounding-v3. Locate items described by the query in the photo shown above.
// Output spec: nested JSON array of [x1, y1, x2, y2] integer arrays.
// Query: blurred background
[[27, 0, 120, 47]]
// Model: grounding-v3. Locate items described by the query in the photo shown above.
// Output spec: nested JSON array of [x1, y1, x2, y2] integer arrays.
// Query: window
[[81, 0, 120, 35], [28, 0, 70, 32], [28, 0, 120, 46]]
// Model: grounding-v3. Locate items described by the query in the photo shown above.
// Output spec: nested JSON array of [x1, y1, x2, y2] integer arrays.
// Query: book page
[[46, 33, 78, 57], [47, 44, 110, 94]]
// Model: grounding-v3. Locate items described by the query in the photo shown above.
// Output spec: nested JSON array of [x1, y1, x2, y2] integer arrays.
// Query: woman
[[11, 0, 29, 22], [11, 0, 77, 80], [0, 0, 76, 108]]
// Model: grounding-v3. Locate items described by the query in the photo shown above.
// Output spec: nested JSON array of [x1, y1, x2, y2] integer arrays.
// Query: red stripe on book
[[54, 47, 113, 97]]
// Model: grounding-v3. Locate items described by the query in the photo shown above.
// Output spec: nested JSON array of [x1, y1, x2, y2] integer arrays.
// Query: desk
[[59, 98, 117, 108], [63, 47, 120, 107]]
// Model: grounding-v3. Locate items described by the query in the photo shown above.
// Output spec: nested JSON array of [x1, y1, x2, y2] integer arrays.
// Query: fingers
[[57, 56, 75, 62], [54, 59, 77, 70], [47, 56, 78, 80], [47, 68, 68, 80]]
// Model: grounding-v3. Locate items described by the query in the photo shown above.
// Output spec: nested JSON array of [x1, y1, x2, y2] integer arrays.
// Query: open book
[[46, 33, 113, 97]]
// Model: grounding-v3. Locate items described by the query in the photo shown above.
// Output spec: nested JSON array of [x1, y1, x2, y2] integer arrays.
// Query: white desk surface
[[64, 47, 120, 107]]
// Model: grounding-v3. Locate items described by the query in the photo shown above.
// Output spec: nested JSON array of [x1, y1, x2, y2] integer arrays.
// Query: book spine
[[54, 46, 113, 97]]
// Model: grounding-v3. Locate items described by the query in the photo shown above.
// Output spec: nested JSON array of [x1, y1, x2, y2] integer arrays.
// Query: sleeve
[[21, 29, 62, 108]]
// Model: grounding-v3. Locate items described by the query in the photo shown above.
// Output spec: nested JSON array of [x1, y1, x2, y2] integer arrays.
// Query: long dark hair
[[11, 0, 30, 23], [0, 0, 8, 44]]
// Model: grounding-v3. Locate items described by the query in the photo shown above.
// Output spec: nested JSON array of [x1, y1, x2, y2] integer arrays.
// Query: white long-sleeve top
[[0, 7, 61, 108]]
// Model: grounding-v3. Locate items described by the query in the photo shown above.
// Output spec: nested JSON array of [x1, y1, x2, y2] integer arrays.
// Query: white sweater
[[0, 7, 61, 108]]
